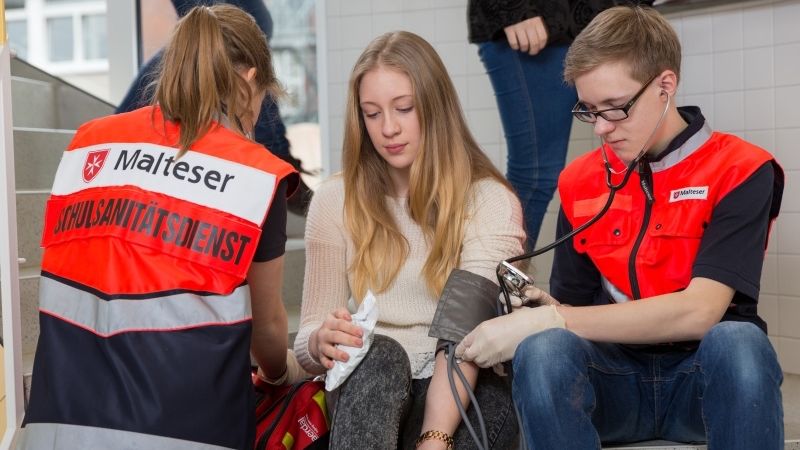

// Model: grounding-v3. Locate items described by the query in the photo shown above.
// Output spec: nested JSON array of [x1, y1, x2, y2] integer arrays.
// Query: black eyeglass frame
[[571, 75, 659, 123]]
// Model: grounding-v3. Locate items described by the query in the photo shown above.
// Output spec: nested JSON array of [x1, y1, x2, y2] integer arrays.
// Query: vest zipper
[[629, 161, 655, 300]]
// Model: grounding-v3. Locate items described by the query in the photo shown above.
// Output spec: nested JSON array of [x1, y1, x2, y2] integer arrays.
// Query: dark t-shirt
[[253, 177, 290, 262]]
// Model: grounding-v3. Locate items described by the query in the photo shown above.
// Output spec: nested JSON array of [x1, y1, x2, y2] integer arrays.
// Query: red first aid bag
[[253, 373, 330, 450]]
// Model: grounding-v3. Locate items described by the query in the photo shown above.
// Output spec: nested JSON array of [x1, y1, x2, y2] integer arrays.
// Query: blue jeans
[[512, 323, 784, 449], [477, 42, 576, 248]]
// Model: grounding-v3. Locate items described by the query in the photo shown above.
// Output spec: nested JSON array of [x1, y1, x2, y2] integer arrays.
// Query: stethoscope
[[496, 89, 673, 312]]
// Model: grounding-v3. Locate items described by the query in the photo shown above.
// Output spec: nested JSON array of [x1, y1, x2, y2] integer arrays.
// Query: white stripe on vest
[[38, 276, 252, 337], [51, 143, 276, 225], [16, 423, 235, 450]]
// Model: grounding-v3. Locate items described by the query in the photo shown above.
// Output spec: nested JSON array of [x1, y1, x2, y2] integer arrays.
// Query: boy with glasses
[[456, 5, 785, 448]]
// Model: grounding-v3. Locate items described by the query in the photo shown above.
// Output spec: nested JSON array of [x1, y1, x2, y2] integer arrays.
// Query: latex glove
[[500, 285, 560, 314], [522, 285, 560, 306], [455, 305, 565, 368], [504, 16, 549, 55], [258, 349, 309, 386]]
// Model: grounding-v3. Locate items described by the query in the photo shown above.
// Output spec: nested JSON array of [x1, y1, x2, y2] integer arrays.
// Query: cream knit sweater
[[293, 177, 526, 378]]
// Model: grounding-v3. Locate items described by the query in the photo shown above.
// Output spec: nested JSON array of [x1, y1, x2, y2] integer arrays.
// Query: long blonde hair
[[153, 4, 281, 156], [343, 31, 509, 300]]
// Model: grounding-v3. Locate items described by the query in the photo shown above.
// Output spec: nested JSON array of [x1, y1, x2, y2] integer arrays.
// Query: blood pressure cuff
[[428, 269, 499, 353]]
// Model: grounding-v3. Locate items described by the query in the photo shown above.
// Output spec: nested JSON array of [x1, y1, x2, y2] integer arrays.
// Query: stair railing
[[0, 0, 25, 447]]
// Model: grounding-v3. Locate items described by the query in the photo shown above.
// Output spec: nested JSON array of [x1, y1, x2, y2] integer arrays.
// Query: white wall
[[662, 0, 800, 375], [319, 0, 800, 374]]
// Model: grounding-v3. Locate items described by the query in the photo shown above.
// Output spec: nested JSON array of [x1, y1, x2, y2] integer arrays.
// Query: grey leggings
[[328, 335, 519, 449]]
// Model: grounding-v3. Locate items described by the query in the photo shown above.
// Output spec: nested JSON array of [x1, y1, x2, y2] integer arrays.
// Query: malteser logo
[[83, 149, 110, 183], [669, 186, 708, 203]]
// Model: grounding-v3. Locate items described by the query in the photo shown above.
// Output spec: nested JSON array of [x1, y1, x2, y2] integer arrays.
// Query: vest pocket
[[648, 202, 709, 239], [574, 211, 632, 253]]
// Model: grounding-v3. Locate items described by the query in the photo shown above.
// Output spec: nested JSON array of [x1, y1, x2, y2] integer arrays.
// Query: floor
[[785, 373, 800, 442], [18, 361, 800, 448]]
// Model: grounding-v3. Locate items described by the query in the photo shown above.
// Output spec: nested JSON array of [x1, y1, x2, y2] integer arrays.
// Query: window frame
[[6, 0, 108, 75]]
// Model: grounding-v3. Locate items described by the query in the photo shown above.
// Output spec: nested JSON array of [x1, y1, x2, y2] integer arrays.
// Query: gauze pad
[[325, 291, 378, 391]]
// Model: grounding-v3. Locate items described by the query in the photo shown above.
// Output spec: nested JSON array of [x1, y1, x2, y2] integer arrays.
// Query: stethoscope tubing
[[498, 90, 672, 310]]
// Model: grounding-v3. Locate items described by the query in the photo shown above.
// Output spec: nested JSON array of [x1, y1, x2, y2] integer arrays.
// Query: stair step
[[287, 303, 301, 335], [16, 192, 47, 272], [286, 210, 306, 239], [282, 238, 305, 309], [11, 58, 63, 85], [10, 57, 115, 130], [13, 128, 74, 191], [18, 277, 41, 356], [10, 77, 57, 129], [54, 84, 115, 130]]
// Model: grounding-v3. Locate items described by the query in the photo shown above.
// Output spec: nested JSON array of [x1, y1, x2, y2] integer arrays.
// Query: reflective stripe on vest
[[17, 423, 235, 450], [38, 275, 251, 337], [649, 124, 713, 173]]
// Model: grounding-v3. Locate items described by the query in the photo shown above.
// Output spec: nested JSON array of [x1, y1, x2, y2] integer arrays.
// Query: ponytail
[[154, 5, 280, 157]]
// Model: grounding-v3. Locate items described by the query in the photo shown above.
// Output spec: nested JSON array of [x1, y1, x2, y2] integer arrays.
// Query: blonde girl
[[294, 31, 525, 449]]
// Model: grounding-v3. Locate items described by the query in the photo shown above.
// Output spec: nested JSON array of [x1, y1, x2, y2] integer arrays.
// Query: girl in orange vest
[[21, 5, 303, 449]]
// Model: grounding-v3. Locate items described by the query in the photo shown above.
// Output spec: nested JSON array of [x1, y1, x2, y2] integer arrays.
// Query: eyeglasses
[[571, 75, 658, 123]]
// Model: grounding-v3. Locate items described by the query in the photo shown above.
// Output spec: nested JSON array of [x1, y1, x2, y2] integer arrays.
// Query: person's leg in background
[[478, 42, 576, 248], [328, 335, 413, 449]]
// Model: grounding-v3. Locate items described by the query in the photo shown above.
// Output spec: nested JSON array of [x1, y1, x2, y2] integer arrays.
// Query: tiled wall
[[318, 0, 800, 374]]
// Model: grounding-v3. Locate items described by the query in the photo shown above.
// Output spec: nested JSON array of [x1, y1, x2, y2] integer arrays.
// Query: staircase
[[6, 57, 115, 404], [4, 56, 307, 406]]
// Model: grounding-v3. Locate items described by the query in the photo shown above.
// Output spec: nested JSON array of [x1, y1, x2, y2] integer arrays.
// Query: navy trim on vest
[[24, 315, 255, 449], [40, 270, 248, 301]]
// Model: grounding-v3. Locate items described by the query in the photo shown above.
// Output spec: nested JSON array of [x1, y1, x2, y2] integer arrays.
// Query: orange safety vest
[[21, 106, 295, 450], [559, 127, 781, 301]]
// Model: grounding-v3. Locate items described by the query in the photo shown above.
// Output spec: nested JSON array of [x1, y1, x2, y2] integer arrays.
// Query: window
[[6, 0, 107, 69], [7, 20, 28, 59], [5, 0, 110, 100], [82, 14, 107, 60], [47, 16, 74, 62], [268, 0, 318, 124]]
